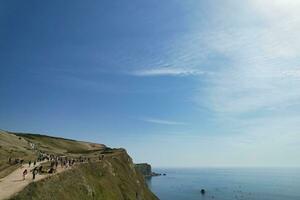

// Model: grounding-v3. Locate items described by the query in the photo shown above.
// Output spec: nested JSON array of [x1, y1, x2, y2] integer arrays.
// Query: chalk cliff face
[[135, 163, 152, 176]]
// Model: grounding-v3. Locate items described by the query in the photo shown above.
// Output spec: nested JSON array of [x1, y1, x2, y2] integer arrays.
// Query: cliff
[[135, 163, 152, 176], [135, 163, 162, 177], [0, 130, 158, 200]]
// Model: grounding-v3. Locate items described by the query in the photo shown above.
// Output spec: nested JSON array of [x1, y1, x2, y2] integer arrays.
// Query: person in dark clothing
[[38, 165, 43, 174], [33, 161, 36, 166], [50, 161, 55, 168], [48, 167, 55, 174], [32, 167, 37, 180], [29, 160, 31, 167], [14, 159, 19, 164], [23, 169, 28, 180]]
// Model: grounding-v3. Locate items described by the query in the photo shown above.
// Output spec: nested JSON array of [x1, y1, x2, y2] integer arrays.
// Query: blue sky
[[1, 0, 300, 167]]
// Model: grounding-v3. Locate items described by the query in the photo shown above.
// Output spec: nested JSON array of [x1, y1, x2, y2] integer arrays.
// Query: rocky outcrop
[[135, 163, 152, 176], [135, 163, 162, 177]]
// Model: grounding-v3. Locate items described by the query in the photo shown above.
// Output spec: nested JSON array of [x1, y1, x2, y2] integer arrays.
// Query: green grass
[[14, 133, 105, 155], [0, 130, 36, 178], [1, 130, 158, 200], [0, 130, 105, 178], [11, 150, 158, 200]]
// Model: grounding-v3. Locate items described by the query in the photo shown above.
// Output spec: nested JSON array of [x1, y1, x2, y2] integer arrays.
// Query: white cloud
[[131, 0, 300, 167], [251, 0, 300, 20], [142, 118, 186, 125], [125, 0, 300, 167], [193, 0, 300, 115], [130, 67, 206, 77]]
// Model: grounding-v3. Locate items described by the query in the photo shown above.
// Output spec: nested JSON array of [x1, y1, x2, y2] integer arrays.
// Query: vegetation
[[0, 130, 158, 200], [0, 130, 36, 178], [14, 132, 106, 154], [11, 149, 157, 200], [0, 130, 104, 178]]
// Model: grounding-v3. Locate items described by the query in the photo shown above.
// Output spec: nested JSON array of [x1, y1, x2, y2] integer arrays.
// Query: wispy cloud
[[142, 118, 187, 125], [130, 67, 206, 77], [190, 0, 300, 115]]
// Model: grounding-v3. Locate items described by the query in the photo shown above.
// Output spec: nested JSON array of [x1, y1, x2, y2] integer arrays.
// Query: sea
[[147, 168, 300, 200]]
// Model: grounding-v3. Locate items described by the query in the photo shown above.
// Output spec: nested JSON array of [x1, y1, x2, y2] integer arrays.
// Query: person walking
[[28, 160, 31, 167], [38, 165, 43, 174], [22, 169, 28, 180], [32, 167, 37, 180]]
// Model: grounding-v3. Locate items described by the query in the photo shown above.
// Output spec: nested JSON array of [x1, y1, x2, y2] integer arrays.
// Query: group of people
[[8, 157, 24, 165], [22, 160, 44, 181], [20, 153, 105, 181], [8, 149, 107, 182], [21, 156, 72, 181]]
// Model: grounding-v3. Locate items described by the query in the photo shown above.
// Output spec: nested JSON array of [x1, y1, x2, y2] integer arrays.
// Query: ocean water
[[147, 168, 300, 200]]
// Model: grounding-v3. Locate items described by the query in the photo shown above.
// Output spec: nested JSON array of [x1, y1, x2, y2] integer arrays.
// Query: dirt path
[[0, 162, 69, 200]]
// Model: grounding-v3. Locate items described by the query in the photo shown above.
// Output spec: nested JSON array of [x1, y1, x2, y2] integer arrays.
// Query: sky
[[1, 0, 300, 167]]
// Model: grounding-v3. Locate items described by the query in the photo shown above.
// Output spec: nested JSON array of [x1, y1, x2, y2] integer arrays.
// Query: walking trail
[[0, 162, 69, 200]]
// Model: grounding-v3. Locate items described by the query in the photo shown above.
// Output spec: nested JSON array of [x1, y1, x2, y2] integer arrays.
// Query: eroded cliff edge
[[11, 149, 158, 200], [0, 130, 158, 200]]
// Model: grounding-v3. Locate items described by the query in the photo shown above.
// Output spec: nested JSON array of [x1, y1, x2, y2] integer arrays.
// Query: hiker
[[8, 157, 12, 164], [29, 160, 31, 167], [14, 158, 20, 164], [38, 165, 43, 174], [23, 169, 28, 180], [48, 167, 55, 174], [50, 161, 55, 168], [32, 167, 37, 180], [33, 160, 36, 166]]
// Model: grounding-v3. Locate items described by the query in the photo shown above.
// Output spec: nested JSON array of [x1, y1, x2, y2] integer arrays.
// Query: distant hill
[[13, 132, 106, 154], [0, 130, 158, 200]]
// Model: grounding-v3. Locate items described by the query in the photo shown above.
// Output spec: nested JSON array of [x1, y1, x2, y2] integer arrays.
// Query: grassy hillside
[[0, 130, 105, 178], [14, 133, 105, 154], [0, 130, 36, 178], [0, 130, 158, 200], [11, 149, 158, 200]]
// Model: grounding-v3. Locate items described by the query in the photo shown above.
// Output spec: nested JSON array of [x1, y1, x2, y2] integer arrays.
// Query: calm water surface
[[147, 168, 300, 200]]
